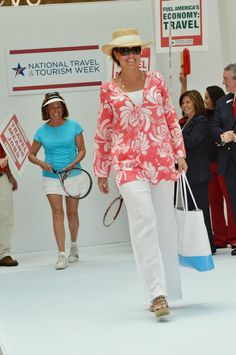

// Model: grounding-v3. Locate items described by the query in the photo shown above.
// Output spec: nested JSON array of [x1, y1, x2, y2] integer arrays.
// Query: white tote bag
[[175, 172, 214, 272]]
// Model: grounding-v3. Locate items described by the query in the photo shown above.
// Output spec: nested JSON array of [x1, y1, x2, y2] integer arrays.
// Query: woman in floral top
[[94, 28, 187, 318]]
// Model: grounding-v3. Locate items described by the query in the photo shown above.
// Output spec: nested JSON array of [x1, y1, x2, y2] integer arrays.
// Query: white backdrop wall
[[0, 0, 235, 253]]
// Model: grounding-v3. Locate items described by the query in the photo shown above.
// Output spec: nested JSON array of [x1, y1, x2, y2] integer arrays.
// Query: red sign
[[0, 114, 31, 174], [156, 0, 207, 52]]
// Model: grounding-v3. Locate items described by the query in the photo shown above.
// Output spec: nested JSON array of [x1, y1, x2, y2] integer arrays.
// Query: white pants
[[0, 174, 14, 259], [119, 180, 182, 302]]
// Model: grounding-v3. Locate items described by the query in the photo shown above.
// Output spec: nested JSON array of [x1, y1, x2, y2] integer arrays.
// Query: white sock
[[59, 251, 65, 256], [71, 241, 77, 247]]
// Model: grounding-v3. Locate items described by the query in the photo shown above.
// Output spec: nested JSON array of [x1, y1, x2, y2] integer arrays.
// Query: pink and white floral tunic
[[94, 71, 186, 186]]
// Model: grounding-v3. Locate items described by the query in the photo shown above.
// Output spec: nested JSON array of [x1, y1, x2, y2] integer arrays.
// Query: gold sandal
[[150, 295, 170, 317]]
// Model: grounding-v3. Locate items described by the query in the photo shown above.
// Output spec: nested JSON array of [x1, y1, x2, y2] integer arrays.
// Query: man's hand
[[7, 175, 18, 191], [0, 156, 8, 168], [221, 130, 236, 143]]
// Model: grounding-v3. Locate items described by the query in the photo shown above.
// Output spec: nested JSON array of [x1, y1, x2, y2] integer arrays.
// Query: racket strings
[[51, 168, 92, 199], [63, 169, 91, 199]]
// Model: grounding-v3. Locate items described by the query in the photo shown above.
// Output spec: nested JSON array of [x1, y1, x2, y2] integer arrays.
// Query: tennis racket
[[52, 167, 92, 199], [103, 194, 123, 227]]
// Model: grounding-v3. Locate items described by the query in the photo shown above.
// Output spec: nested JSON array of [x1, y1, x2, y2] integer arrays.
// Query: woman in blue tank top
[[29, 92, 86, 270]]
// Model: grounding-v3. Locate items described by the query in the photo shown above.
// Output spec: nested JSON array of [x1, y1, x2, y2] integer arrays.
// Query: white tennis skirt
[[42, 175, 80, 196]]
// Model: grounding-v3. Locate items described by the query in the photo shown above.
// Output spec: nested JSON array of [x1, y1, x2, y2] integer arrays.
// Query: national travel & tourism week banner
[[5, 45, 105, 95]]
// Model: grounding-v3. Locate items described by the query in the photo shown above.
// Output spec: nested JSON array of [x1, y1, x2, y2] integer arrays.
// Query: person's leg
[[208, 164, 228, 247], [223, 161, 236, 255], [65, 196, 79, 262], [65, 196, 79, 242], [218, 173, 236, 246], [47, 194, 65, 251], [119, 180, 167, 301], [0, 175, 14, 261], [223, 162, 236, 229], [47, 194, 67, 269], [151, 180, 182, 301]]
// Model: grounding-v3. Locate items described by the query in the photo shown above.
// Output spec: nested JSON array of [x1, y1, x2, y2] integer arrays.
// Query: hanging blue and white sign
[[6, 45, 105, 95]]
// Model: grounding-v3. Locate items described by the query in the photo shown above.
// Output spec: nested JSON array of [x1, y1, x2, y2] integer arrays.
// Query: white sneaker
[[55, 254, 68, 270], [68, 244, 79, 263]]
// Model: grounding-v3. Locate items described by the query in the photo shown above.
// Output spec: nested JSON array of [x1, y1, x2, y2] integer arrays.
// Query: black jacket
[[207, 110, 218, 162], [182, 114, 211, 185], [211, 93, 236, 175]]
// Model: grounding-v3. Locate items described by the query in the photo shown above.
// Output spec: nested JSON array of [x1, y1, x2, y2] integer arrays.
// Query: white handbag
[[175, 172, 215, 272]]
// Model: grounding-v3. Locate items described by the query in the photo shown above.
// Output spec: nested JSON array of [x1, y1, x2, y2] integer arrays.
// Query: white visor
[[43, 98, 64, 107]]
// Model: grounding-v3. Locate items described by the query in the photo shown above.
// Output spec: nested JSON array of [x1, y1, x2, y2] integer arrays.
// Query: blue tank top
[[34, 119, 83, 178]]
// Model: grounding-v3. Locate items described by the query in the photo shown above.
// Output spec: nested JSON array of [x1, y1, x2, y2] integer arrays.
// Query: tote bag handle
[[175, 173, 187, 210], [175, 172, 199, 211]]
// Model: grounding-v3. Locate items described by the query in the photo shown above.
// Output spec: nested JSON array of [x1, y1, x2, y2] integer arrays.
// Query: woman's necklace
[[119, 76, 125, 89], [118, 71, 145, 91]]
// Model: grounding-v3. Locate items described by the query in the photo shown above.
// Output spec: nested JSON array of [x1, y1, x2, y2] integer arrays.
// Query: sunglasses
[[115, 46, 142, 56], [45, 92, 60, 98]]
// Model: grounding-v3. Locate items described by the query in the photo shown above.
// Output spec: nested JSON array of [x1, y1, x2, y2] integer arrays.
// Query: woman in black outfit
[[179, 90, 216, 254]]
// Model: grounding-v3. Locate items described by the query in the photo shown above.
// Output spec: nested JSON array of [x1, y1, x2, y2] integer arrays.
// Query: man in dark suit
[[211, 63, 236, 256]]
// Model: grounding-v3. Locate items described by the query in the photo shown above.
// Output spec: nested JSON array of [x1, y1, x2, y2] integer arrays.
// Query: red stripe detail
[[233, 97, 236, 116], [9, 45, 99, 55], [12, 81, 102, 91]]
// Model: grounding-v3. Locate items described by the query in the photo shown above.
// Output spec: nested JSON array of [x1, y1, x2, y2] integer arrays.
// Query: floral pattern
[[94, 71, 186, 186]]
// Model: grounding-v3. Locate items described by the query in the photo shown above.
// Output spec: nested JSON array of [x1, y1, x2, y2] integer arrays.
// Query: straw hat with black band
[[101, 28, 152, 56]]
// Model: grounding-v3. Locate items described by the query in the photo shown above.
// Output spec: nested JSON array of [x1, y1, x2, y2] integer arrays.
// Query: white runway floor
[[0, 242, 235, 355]]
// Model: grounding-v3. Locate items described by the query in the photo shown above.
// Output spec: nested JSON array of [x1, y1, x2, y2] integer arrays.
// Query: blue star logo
[[12, 63, 26, 77]]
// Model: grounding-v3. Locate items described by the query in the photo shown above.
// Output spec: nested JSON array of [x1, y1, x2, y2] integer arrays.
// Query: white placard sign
[[6, 45, 105, 95], [155, 0, 207, 52]]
